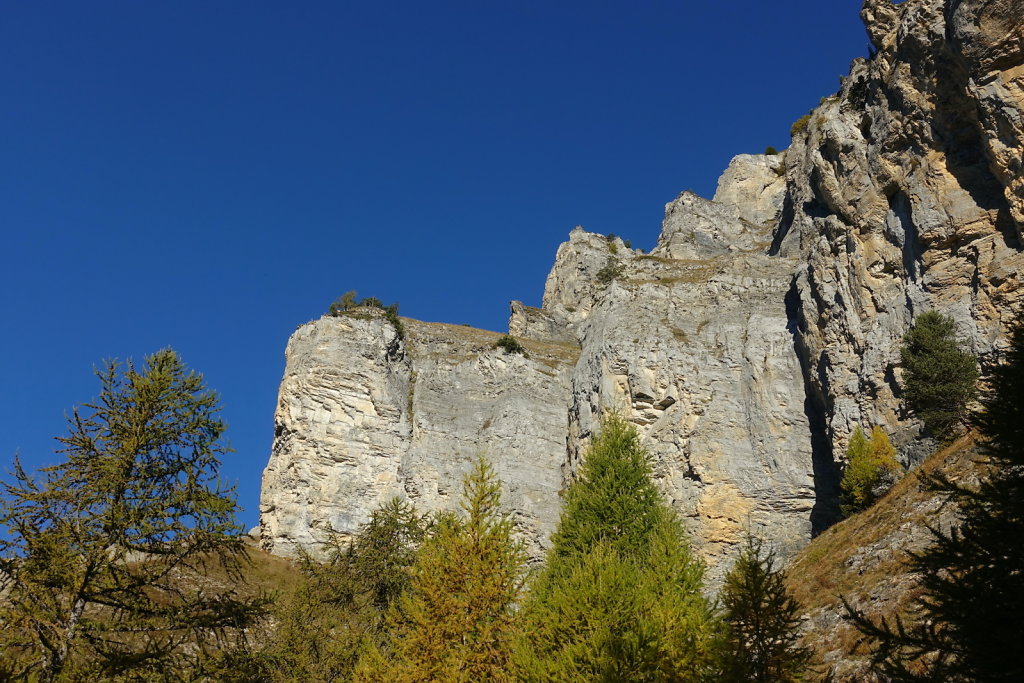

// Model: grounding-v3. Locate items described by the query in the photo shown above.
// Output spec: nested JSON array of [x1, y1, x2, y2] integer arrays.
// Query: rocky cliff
[[778, 0, 1024, 462], [259, 315, 578, 560], [260, 0, 1022, 582]]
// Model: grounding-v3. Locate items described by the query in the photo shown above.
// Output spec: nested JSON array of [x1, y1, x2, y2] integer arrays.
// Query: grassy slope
[[208, 541, 301, 601], [784, 433, 985, 681]]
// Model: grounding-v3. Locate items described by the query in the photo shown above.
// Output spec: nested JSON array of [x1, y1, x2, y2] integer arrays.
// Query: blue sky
[[2, 1, 869, 531]]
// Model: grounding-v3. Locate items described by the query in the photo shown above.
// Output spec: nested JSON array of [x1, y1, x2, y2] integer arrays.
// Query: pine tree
[[355, 458, 525, 682], [719, 537, 811, 683], [848, 311, 1024, 681], [900, 311, 978, 439], [0, 349, 263, 681], [514, 415, 721, 681], [840, 425, 902, 517]]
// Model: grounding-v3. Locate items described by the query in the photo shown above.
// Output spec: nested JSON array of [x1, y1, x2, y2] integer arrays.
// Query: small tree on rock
[[840, 425, 902, 517], [329, 290, 359, 315]]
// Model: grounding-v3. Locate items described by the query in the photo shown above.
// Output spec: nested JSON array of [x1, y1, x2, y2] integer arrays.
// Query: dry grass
[[220, 544, 302, 599], [785, 433, 985, 680], [403, 318, 580, 369], [636, 254, 678, 264], [787, 433, 979, 610]]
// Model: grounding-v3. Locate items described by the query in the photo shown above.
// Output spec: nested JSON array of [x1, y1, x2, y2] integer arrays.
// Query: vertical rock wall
[[260, 0, 1023, 579], [775, 0, 1024, 462], [259, 315, 577, 560], [542, 194, 818, 581]]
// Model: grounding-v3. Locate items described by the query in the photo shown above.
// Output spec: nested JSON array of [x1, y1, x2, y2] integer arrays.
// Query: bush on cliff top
[[329, 290, 405, 340]]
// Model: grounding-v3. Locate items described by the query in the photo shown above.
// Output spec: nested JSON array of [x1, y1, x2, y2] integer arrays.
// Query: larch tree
[[719, 537, 811, 683], [355, 457, 525, 683], [258, 498, 430, 683], [0, 349, 263, 682], [840, 425, 902, 517], [514, 414, 721, 681]]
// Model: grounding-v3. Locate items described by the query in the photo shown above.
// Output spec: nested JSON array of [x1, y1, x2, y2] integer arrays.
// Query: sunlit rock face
[[776, 0, 1024, 463], [260, 187, 815, 583], [260, 0, 1022, 582], [258, 313, 577, 561]]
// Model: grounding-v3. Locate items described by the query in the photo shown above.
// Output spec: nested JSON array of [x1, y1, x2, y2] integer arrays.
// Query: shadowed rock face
[[260, 0, 1022, 581]]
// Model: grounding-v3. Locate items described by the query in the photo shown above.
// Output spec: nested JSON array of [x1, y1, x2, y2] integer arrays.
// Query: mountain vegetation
[[514, 415, 722, 681], [839, 425, 902, 518], [848, 312, 1024, 681], [0, 387, 817, 681], [900, 311, 979, 441], [0, 310, 1007, 682], [495, 334, 528, 356], [719, 537, 811, 683], [0, 349, 265, 681], [356, 458, 525, 682], [329, 290, 405, 340], [254, 499, 430, 682]]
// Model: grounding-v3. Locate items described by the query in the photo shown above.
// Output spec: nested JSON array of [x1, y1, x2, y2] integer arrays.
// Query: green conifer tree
[[355, 458, 525, 682], [0, 349, 263, 681], [840, 425, 902, 517], [719, 537, 811, 682], [258, 499, 429, 683], [849, 311, 1024, 681], [548, 414, 664, 565], [900, 311, 978, 439], [514, 415, 720, 681]]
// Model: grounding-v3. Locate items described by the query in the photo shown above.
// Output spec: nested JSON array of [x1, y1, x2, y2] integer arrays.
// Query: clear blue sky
[[2, 1, 869, 531]]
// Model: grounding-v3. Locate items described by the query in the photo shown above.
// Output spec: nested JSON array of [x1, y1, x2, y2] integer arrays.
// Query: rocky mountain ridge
[[259, 0, 1022, 584]]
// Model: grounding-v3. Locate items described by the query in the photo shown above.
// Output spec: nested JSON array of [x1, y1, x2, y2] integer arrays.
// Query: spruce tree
[[515, 415, 720, 681], [719, 537, 810, 683], [355, 457, 525, 682], [0, 349, 263, 681], [849, 312, 1024, 681], [900, 311, 978, 439]]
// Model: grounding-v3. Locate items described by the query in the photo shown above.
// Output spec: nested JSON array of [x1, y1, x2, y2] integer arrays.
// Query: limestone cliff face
[[776, 0, 1024, 463], [538, 191, 818, 582], [259, 314, 578, 560], [260, 0, 1022, 579]]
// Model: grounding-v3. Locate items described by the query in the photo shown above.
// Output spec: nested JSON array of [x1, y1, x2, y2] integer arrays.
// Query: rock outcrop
[[776, 0, 1024, 464], [259, 314, 578, 560], [540, 193, 819, 580], [260, 0, 1022, 582], [713, 153, 787, 227]]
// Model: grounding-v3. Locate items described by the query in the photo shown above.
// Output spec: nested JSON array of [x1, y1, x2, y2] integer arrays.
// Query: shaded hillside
[[785, 434, 986, 681]]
